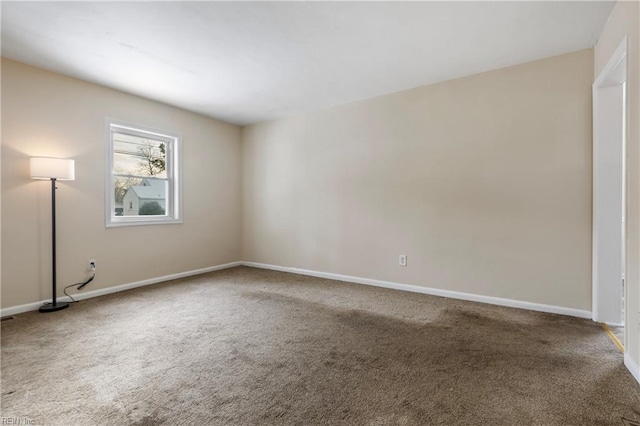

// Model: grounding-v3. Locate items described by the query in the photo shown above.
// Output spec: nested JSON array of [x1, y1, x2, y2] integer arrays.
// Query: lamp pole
[[51, 178, 57, 307], [30, 157, 74, 313], [39, 177, 69, 312]]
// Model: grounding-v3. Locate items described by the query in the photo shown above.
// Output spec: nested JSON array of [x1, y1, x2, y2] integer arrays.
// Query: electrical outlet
[[399, 255, 407, 267], [88, 260, 96, 271]]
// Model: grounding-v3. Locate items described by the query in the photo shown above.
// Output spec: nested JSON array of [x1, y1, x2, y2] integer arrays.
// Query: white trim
[[592, 35, 628, 325], [2, 260, 593, 320], [624, 353, 640, 385], [104, 117, 183, 228], [0, 261, 242, 317], [594, 36, 628, 88], [242, 262, 592, 319]]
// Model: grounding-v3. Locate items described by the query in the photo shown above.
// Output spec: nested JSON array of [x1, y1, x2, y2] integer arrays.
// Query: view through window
[[106, 120, 181, 226]]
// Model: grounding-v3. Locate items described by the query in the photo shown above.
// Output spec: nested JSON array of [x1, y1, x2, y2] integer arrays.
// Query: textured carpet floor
[[2, 266, 639, 425]]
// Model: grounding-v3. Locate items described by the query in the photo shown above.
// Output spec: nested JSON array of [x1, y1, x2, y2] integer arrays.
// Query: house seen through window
[[106, 119, 181, 226]]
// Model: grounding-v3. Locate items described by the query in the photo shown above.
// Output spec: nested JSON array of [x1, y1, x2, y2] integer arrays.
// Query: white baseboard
[[625, 353, 640, 385], [0, 261, 242, 317], [0, 259, 592, 320], [242, 261, 592, 319]]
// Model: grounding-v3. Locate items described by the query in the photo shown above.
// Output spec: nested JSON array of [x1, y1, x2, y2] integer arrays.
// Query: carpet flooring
[[1, 266, 639, 425]]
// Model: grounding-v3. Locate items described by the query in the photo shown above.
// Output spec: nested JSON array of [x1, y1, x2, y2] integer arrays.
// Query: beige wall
[[0, 49, 598, 315], [243, 49, 594, 311], [1, 59, 242, 308], [594, 0, 640, 372]]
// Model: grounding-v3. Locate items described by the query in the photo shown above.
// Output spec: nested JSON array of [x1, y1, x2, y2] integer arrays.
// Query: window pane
[[113, 132, 167, 178], [114, 176, 167, 217]]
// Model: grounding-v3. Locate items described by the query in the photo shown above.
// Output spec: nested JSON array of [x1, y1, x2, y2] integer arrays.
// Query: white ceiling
[[1, 1, 614, 126]]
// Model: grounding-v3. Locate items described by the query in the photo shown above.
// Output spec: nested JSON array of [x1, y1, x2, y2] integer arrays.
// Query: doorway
[[592, 37, 628, 343]]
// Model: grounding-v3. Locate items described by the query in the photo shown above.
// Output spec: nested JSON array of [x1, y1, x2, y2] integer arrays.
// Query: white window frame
[[105, 118, 182, 227]]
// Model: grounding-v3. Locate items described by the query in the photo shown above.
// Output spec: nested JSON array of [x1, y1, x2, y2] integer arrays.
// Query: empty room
[[1, 1, 639, 425]]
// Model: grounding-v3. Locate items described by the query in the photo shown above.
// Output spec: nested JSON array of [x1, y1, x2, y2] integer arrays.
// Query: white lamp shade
[[30, 157, 75, 180]]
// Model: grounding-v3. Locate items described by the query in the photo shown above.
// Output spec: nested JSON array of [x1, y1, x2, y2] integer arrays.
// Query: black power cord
[[62, 272, 96, 303]]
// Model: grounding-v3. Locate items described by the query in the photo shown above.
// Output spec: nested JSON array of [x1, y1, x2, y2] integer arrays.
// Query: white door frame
[[592, 36, 628, 330]]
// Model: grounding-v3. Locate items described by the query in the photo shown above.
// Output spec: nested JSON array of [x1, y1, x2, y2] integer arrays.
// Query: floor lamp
[[30, 157, 75, 313]]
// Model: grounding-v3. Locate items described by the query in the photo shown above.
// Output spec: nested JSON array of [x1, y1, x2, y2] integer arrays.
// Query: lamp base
[[39, 302, 69, 313]]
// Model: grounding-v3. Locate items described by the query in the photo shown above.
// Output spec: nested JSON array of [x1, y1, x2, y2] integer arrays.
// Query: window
[[106, 119, 181, 227]]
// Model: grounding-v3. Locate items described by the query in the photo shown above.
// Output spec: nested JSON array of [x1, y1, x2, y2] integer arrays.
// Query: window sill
[[106, 217, 183, 228]]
